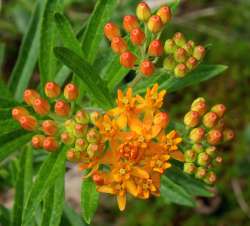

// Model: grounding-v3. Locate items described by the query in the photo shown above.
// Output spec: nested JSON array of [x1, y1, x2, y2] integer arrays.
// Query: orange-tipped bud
[[214, 156, 223, 165], [163, 56, 176, 71], [44, 82, 61, 98], [90, 111, 100, 125], [174, 64, 188, 78], [64, 119, 76, 132], [104, 22, 120, 41], [192, 143, 203, 153], [111, 37, 127, 54], [64, 83, 79, 101], [174, 48, 188, 63], [75, 110, 89, 124], [193, 45, 206, 60], [67, 149, 78, 162], [223, 129, 235, 142], [197, 152, 210, 166], [173, 32, 186, 47], [92, 173, 104, 186], [183, 41, 195, 55], [203, 112, 218, 128], [205, 146, 217, 157], [186, 57, 198, 70], [130, 28, 145, 45], [12, 107, 29, 121], [23, 89, 40, 106], [136, 2, 151, 22], [211, 104, 226, 118], [184, 150, 197, 163], [204, 171, 217, 185], [123, 15, 139, 32], [184, 163, 196, 175], [191, 97, 207, 116], [184, 111, 200, 128], [157, 5, 172, 24], [61, 132, 75, 145], [33, 98, 50, 116], [87, 143, 99, 158], [32, 135, 45, 149], [42, 120, 57, 136], [153, 112, 169, 128], [140, 60, 155, 77], [164, 39, 177, 54], [147, 15, 163, 33], [55, 100, 70, 117], [189, 127, 205, 143], [75, 138, 88, 151], [19, 115, 37, 131], [148, 40, 164, 56], [207, 129, 222, 145], [86, 128, 100, 143], [120, 51, 137, 68], [43, 136, 58, 152], [195, 167, 207, 179], [75, 124, 87, 137]]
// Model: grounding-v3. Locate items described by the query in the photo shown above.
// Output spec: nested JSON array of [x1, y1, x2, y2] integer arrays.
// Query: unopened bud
[[147, 15, 163, 33], [61, 132, 74, 145], [86, 128, 100, 143], [204, 171, 217, 185], [33, 98, 50, 116], [164, 39, 177, 54], [120, 51, 137, 69], [12, 107, 29, 121], [90, 111, 100, 125], [163, 56, 176, 71], [207, 129, 222, 145], [148, 40, 164, 57], [184, 149, 197, 163], [75, 138, 88, 151], [19, 115, 37, 131], [87, 143, 99, 158], [111, 37, 128, 54], [123, 15, 139, 32], [23, 89, 40, 106], [140, 60, 155, 77], [195, 167, 207, 179], [189, 127, 205, 143], [74, 124, 87, 137], [214, 156, 223, 165], [193, 45, 206, 60], [42, 120, 57, 136], [104, 22, 120, 41], [153, 112, 169, 128], [75, 110, 89, 124], [92, 173, 104, 186], [203, 112, 218, 128], [183, 41, 195, 55], [183, 163, 196, 175], [32, 135, 45, 149], [157, 5, 171, 24], [173, 32, 186, 47], [67, 149, 78, 162], [136, 2, 151, 22], [197, 152, 210, 166], [184, 111, 200, 128], [44, 82, 61, 99], [186, 57, 198, 70], [192, 143, 203, 153], [64, 83, 79, 101], [174, 48, 188, 63], [205, 146, 217, 157], [223, 129, 235, 142], [55, 100, 70, 117], [130, 28, 145, 46], [191, 97, 207, 116], [43, 136, 58, 152], [174, 64, 188, 78], [211, 104, 226, 118]]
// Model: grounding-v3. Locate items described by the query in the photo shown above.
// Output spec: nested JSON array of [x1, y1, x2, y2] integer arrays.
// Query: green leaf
[[54, 47, 114, 109], [8, 0, 46, 100], [63, 203, 87, 226], [160, 175, 195, 207], [11, 147, 33, 226], [0, 79, 12, 98], [0, 108, 12, 121], [81, 178, 99, 224], [0, 119, 20, 136], [166, 167, 214, 197], [81, 0, 117, 64], [22, 147, 67, 226], [169, 0, 181, 12], [0, 97, 20, 108], [0, 204, 10, 226]]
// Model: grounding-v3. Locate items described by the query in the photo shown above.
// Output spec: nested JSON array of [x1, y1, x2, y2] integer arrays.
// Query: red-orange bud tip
[[207, 130, 222, 145], [111, 37, 128, 54], [42, 120, 57, 136], [19, 115, 37, 131], [33, 98, 50, 116], [130, 28, 145, 46], [123, 15, 139, 32], [104, 22, 120, 41], [12, 107, 29, 121], [157, 5, 172, 24], [120, 51, 137, 69], [147, 15, 163, 33], [64, 83, 79, 101], [32, 135, 45, 149], [140, 60, 155, 77], [23, 89, 40, 106], [43, 136, 58, 152], [148, 40, 164, 57], [44, 82, 61, 99], [55, 100, 70, 117]]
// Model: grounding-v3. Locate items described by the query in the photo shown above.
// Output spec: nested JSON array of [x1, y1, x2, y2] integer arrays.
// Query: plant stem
[[128, 72, 143, 88]]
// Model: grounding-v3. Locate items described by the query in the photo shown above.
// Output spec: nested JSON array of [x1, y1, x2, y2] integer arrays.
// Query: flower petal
[[125, 179, 138, 197], [170, 150, 184, 162], [132, 167, 149, 179], [117, 194, 126, 211], [97, 185, 115, 194]]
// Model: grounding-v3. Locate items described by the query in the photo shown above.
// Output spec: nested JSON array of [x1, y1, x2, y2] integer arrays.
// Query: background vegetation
[[0, 0, 249, 226]]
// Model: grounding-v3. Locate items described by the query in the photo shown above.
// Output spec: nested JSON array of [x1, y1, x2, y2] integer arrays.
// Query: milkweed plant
[[0, 1, 235, 225]]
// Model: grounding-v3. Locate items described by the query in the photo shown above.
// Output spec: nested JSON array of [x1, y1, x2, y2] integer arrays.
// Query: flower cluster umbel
[[104, 1, 206, 78]]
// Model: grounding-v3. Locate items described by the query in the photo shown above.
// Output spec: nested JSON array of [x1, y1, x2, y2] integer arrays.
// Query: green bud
[[173, 32, 186, 47], [174, 48, 188, 63], [193, 45, 206, 60], [87, 143, 99, 158], [75, 138, 88, 151], [197, 152, 210, 166], [184, 111, 200, 128], [183, 41, 194, 55], [204, 171, 217, 185], [186, 57, 198, 70], [86, 128, 100, 143], [163, 56, 176, 71], [75, 110, 89, 124], [183, 163, 196, 175], [192, 143, 203, 153], [205, 146, 217, 157], [164, 39, 177, 54], [184, 149, 197, 163], [195, 167, 207, 179], [64, 119, 76, 133], [174, 63, 188, 78]]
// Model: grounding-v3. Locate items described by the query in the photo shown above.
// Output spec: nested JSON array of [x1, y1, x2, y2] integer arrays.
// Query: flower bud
[[136, 2, 151, 22], [147, 15, 163, 33], [183, 41, 195, 55], [174, 64, 188, 78], [75, 138, 88, 151], [123, 15, 139, 32], [174, 48, 188, 63], [120, 51, 137, 68], [214, 156, 223, 165], [156, 5, 172, 24], [173, 32, 186, 47], [191, 97, 207, 116], [164, 39, 177, 54], [111, 37, 128, 54], [43, 136, 58, 152], [75, 110, 89, 124], [223, 129, 235, 142], [67, 149, 78, 162], [44, 82, 61, 99], [203, 112, 218, 128], [195, 167, 207, 179], [186, 57, 198, 70], [192, 143, 203, 153], [104, 22, 120, 41], [33, 98, 50, 116], [189, 127, 205, 143], [153, 112, 169, 128], [64, 83, 79, 101], [211, 104, 226, 118], [205, 146, 217, 157], [184, 111, 200, 128], [61, 132, 75, 145], [130, 28, 145, 46], [86, 128, 100, 143], [75, 124, 87, 137], [183, 163, 196, 175], [163, 56, 176, 71], [197, 152, 210, 166], [32, 135, 45, 149], [23, 89, 40, 106], [64, 119, 76, 132], [148, 40, 164, 57], [90, 111, 100, 125], [55, 100, 70, 117], [204, 171, 217, 185], [207, 129, 222, 145], [42, 120, 57, 136], [214, 119, 225, 130], [92, 173, 104, 186], [184, 149, 197, 163], [140, 60, 155, 77], [19, 115, 37, 131], [12, 107, 29, 121], [193, 45, 206, 60], [87, 143, 99, 158]]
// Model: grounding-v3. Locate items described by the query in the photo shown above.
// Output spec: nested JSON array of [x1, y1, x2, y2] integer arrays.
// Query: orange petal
[[117, 194, 126, 211], [171, 150, 184, 162], [97, 185, 115, 194], [116, 114, 127, 129], [125, 179, 138, 197], [132, 167, 149, 179]]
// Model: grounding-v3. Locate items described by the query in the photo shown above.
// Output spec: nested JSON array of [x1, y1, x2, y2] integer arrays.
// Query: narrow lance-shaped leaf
[[63, 203, 88, 226]]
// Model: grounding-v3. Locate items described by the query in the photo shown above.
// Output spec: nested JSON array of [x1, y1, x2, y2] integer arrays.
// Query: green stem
[[128, 72, 143, 88]]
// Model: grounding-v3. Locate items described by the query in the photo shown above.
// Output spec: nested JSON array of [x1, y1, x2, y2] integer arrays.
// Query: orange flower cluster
[[87, 84, 183, 211]]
